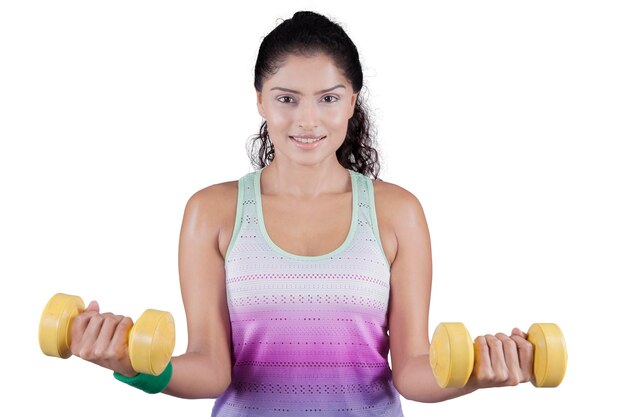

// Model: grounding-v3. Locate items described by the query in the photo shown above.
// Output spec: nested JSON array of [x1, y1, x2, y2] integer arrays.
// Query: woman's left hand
[[467, 327, 534, 389]]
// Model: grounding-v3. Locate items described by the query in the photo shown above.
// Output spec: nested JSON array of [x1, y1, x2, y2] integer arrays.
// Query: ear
[[256, 91, 266, 119], [350, 92, 359, 118]]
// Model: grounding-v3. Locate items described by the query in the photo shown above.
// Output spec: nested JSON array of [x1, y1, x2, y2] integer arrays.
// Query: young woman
[[70, 10, 533, 416]]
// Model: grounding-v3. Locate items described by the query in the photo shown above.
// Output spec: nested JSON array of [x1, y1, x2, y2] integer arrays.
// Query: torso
[[210, 172, 406, 415], [215, 177, 399, 268]]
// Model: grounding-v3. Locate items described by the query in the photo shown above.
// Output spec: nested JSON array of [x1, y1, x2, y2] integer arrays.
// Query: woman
[[70, 10, 534, 416]]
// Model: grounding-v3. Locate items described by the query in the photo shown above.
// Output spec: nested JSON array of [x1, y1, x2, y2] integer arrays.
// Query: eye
[[277, 96, 294, 104], [277, 96, 339, 104]]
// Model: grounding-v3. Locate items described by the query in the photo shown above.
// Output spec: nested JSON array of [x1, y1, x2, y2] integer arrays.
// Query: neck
[[260, 160, 350, 199]]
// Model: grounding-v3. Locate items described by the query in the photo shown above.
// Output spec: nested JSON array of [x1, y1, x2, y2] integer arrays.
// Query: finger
[[78, 314, 106, 359], [109, 317, 133, 360], [473, 336, 494, 384], [70, 309, 102, 354], [511, 334, 534, 382], [485, 334, 508, 382], [84, 301, 100, 313], [496, 333, 522, 385], [511, 327, 527, 339], [94, 314, 123, 358]]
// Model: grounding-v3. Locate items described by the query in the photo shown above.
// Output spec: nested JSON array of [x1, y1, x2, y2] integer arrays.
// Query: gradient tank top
[[211, 166, 404, 417]]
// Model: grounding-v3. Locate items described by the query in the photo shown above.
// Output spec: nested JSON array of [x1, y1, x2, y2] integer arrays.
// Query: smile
[[290, 136, 325, 143]]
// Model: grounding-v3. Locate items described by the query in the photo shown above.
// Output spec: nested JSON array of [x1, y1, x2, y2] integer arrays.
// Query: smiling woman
[[255, 54, 360, 160], [247, 11, 381, 179], [57, 9, 541, 417]]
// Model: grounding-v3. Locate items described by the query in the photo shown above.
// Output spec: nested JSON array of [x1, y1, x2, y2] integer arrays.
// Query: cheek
[[266, 111, 290, 128], [324, 107, 352, 128], [265, 101, 292, 121]]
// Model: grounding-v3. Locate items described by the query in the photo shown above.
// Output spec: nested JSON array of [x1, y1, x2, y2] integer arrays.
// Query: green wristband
[[113, 361, 173, 394]]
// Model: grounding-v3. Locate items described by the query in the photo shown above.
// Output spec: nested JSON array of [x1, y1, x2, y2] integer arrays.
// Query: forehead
[[265, 53, 350, 92]]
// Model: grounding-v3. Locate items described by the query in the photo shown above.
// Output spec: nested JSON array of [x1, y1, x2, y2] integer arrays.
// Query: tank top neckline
[[253, 166, 359, 261]]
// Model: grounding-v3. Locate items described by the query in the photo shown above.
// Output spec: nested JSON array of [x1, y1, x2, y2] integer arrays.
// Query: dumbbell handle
[[39, 293, 175, 375]]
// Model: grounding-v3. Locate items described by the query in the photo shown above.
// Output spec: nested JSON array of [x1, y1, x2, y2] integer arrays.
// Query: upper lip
[[290, 135, 326, 139]]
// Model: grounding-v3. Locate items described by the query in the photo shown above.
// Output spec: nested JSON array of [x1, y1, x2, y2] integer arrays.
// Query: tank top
[[211, 166, 404, 417]]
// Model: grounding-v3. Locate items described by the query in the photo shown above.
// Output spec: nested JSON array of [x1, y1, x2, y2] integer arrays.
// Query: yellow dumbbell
[[38, 293, 175, 375], [429, 322, 567, 388]]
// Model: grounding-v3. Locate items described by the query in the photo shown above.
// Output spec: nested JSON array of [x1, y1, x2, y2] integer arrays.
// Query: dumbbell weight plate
[[128, 309, 175, 375], [39, 293, 85, 358], [527, 323, 567, 387], [429, 322, 474, 388]]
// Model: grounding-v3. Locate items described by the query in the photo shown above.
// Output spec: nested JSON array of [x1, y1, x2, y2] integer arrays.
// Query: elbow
[[190, 370, 231, 399], [216, 374, 232, 398], [208, 367, 232, 399], [392, 372, 411, 401], [169, 353, 232, 399], [393, 381, 444, 404], [208, 385, 228, 399], [392, 370, 446, 404]]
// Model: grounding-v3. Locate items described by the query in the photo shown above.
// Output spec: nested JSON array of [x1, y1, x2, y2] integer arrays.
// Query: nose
[[297, 99, 318, 129]]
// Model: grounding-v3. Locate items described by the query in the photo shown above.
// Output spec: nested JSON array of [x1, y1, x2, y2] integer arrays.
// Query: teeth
[[292, 136, 323, 144]]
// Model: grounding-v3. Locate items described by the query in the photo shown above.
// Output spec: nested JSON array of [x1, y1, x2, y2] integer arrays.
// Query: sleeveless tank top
[[211, 166, 404, 417]]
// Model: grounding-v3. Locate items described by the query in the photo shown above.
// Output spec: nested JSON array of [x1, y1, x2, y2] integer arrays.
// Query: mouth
[[289, 135, 326, 144]]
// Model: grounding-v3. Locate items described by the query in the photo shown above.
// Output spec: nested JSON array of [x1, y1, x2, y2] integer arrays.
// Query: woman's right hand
[[70, 300, 137, 377]]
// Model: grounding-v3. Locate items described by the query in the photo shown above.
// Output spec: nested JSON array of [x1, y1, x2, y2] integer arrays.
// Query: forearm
[[162, 352, 231, 399], [393, 354, 478, 403]]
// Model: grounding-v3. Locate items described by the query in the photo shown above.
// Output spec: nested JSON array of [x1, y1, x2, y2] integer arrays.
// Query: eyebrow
[[269, 84, 346, 95]]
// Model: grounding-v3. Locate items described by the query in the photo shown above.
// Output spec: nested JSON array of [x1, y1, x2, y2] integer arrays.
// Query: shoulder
[[371, 178, 427, 228], [189, 179, 239, 207], [183, 179, 240, 235]]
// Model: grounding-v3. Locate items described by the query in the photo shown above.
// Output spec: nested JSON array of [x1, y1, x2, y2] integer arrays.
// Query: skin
[[68, 52, 535, 401]]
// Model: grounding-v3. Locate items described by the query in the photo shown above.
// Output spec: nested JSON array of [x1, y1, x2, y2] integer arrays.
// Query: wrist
[[113, 361, 173, 394], [462, 376, 482, 393], [116, 368, 139, 378]]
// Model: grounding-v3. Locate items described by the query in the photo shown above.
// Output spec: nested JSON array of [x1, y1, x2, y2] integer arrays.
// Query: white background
[[1, 1, 624, 415]]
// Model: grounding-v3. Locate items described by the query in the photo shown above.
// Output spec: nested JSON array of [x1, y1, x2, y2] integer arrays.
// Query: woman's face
[[256, 53, 359, 167]]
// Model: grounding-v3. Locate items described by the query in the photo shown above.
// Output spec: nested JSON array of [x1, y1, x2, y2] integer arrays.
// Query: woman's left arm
[[384, 184, 533, 402]]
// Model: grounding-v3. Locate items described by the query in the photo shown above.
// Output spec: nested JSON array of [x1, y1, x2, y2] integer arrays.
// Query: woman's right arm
[[162, 184, 233, 399], [69, 184, 234, 398]]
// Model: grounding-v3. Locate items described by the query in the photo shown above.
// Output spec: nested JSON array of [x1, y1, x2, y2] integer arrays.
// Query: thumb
[[511, 327, 527, 338], [84, 300, 100, 313]]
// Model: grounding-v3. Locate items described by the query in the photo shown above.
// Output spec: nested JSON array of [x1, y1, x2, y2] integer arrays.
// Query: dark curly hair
[[247, 10, 382, 180]]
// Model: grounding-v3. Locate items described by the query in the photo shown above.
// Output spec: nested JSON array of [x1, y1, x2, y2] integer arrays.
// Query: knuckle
[[509, 373, 521, 385], [79, 347, 93, 360], [105, 345, 120, 360], [520, 341, 534, 353], [92, 348, 105, 359], [119, 317, 134, 328], [115, 347, 127, 361], [502, 338, 516, 349], [476, 368, 493, 383], [73, 314, 87, 326], [101, 313, 117, 323], [89, 314, 104, 326], [495, 370, 508, 383], [114, 346, 128, 361]]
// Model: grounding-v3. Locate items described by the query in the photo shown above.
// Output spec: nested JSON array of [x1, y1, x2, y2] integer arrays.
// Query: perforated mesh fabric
[[211, 167, 404, 417]]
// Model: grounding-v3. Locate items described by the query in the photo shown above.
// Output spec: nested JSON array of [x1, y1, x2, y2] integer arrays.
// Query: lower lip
[[290, 136, 326, 149]]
